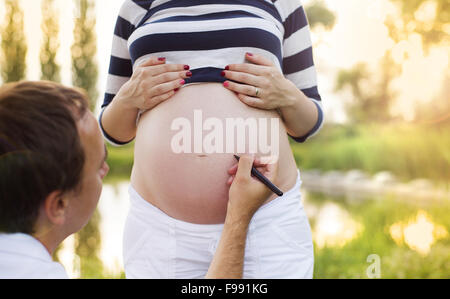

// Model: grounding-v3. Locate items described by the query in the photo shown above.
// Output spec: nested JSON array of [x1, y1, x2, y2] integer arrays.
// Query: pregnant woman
[[100, 0, 324, 278]]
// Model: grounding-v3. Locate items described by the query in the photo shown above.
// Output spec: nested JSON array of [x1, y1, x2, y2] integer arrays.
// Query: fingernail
[[180, 80, 186, 85], [186, 71, 192, 77], [221, 71, 226, 77], [223, 81, 229, 87], [246, 52, 254, 57], [158, 57, 166, 61], [225, 65, 230, 70], [175, 88, 180, 92], [184, 65, 190, 70]]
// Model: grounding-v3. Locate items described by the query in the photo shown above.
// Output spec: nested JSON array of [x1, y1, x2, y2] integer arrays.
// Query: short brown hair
[[0, 81, 89, 234]]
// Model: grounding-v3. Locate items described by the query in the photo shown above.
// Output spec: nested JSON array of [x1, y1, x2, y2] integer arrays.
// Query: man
[[0, 81, 278, 279]]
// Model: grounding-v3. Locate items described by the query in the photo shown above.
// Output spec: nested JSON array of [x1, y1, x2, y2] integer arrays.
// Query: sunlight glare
[[389, 210, 448, 256], [414, 1, 438, 23], [313, 202, 363, 248]]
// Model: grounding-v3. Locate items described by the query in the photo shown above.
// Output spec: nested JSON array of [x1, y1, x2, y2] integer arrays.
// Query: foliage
[[334, 53, 400, 123], [312, 195, 450, 279], [382, 245, 450, 279], [291, 123, 450, 187], [103, 142, 135, 184], [40, 0, 61, 82], [386, 0, 450, 50], [75, 209, 104, 278], [72, 0, 99, 111], [335, 0, 449, 123], [71, 1, 101, 271], [0, 0, 27, 83], [305, 0, 336, 30]]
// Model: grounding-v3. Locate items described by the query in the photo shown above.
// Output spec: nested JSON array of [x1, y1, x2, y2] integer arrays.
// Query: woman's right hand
[[116, 56, 192, 111]]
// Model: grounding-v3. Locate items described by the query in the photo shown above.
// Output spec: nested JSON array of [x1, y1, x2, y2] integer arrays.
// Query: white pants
[[123, 170, 314, 279]]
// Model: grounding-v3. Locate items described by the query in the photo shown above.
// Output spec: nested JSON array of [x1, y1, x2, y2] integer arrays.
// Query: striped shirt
[[101, 0, 324, 145]]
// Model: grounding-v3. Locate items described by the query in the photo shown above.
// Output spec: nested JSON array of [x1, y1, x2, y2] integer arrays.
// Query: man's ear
[[44, 191, 69, 226]]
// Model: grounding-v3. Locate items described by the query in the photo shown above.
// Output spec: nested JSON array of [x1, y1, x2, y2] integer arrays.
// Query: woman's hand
[[116, 56, 192, 111], [222, 53, 299, 110], [226, 154, 279, 223]]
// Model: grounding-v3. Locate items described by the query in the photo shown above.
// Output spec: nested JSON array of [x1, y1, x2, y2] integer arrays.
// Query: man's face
[[65, 111, 109, 234]]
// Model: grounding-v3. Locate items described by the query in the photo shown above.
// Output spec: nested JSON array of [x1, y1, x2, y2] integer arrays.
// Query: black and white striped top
[[101, 0, 324, 144]]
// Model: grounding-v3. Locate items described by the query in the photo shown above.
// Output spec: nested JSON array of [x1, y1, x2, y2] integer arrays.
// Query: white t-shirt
[[0, 233, 68, 279]]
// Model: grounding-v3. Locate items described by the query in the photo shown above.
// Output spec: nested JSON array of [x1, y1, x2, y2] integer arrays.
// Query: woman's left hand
[[222, 52, 298, 110]]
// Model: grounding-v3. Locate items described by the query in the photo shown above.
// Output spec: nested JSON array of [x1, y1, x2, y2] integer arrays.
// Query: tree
[[334, 53, 400, 123], [71, 0, 99, 111], [40, 0, 61, 82], [386, 0, 449, 51], [0, 0, 27, 83], [335, 0, 449, 123], [75, 210, 103, 278], [305, 0, 336, 31], [385, 0, 450, 123], [72, 0, 102, 277]]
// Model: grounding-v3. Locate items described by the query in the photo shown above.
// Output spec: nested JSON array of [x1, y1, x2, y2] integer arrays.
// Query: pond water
[[57, 180, 450, 279]]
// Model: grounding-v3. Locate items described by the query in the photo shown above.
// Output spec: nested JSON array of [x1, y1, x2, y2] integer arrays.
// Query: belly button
[[197, 154, 208, 158]]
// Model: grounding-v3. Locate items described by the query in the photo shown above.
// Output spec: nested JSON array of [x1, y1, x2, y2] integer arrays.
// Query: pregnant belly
[[131, 83, 298, 224]]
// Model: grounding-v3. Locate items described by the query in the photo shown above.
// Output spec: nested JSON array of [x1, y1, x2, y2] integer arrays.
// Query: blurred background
[[0, 0, 448, 278]]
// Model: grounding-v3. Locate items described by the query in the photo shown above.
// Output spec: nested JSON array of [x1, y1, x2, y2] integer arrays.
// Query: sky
[[1, 0, 449, 123]]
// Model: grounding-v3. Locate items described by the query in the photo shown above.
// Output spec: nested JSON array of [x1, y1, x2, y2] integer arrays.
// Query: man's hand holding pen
[[226, 155, 279, 224]]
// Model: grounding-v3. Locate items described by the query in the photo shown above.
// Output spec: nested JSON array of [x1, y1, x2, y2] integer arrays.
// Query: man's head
[[0, 81, 109, 242]]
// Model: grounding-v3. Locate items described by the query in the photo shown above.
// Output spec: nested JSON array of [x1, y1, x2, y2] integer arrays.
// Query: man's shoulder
[[0, 256, 69, 279], [0, 233, 69, 279]]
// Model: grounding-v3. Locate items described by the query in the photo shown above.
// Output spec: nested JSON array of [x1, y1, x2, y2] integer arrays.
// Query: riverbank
[[291, 123, 450, 188]]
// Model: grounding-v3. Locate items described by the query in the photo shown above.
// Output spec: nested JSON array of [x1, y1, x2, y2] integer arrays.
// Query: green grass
[[309, 194, 450, 279], [291, 123, 450, 188]]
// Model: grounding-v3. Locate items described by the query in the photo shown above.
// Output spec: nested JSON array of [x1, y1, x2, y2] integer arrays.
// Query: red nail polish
[[184, 65, 190, 70], [246, 52, 254, 57], [223, 81, 229, 88], [158, 57, 166, 61], [186, 71, 192, 77], [225, 65, 230, 70], [180, 80, 186, 85], [221, 71, 226, 77]]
